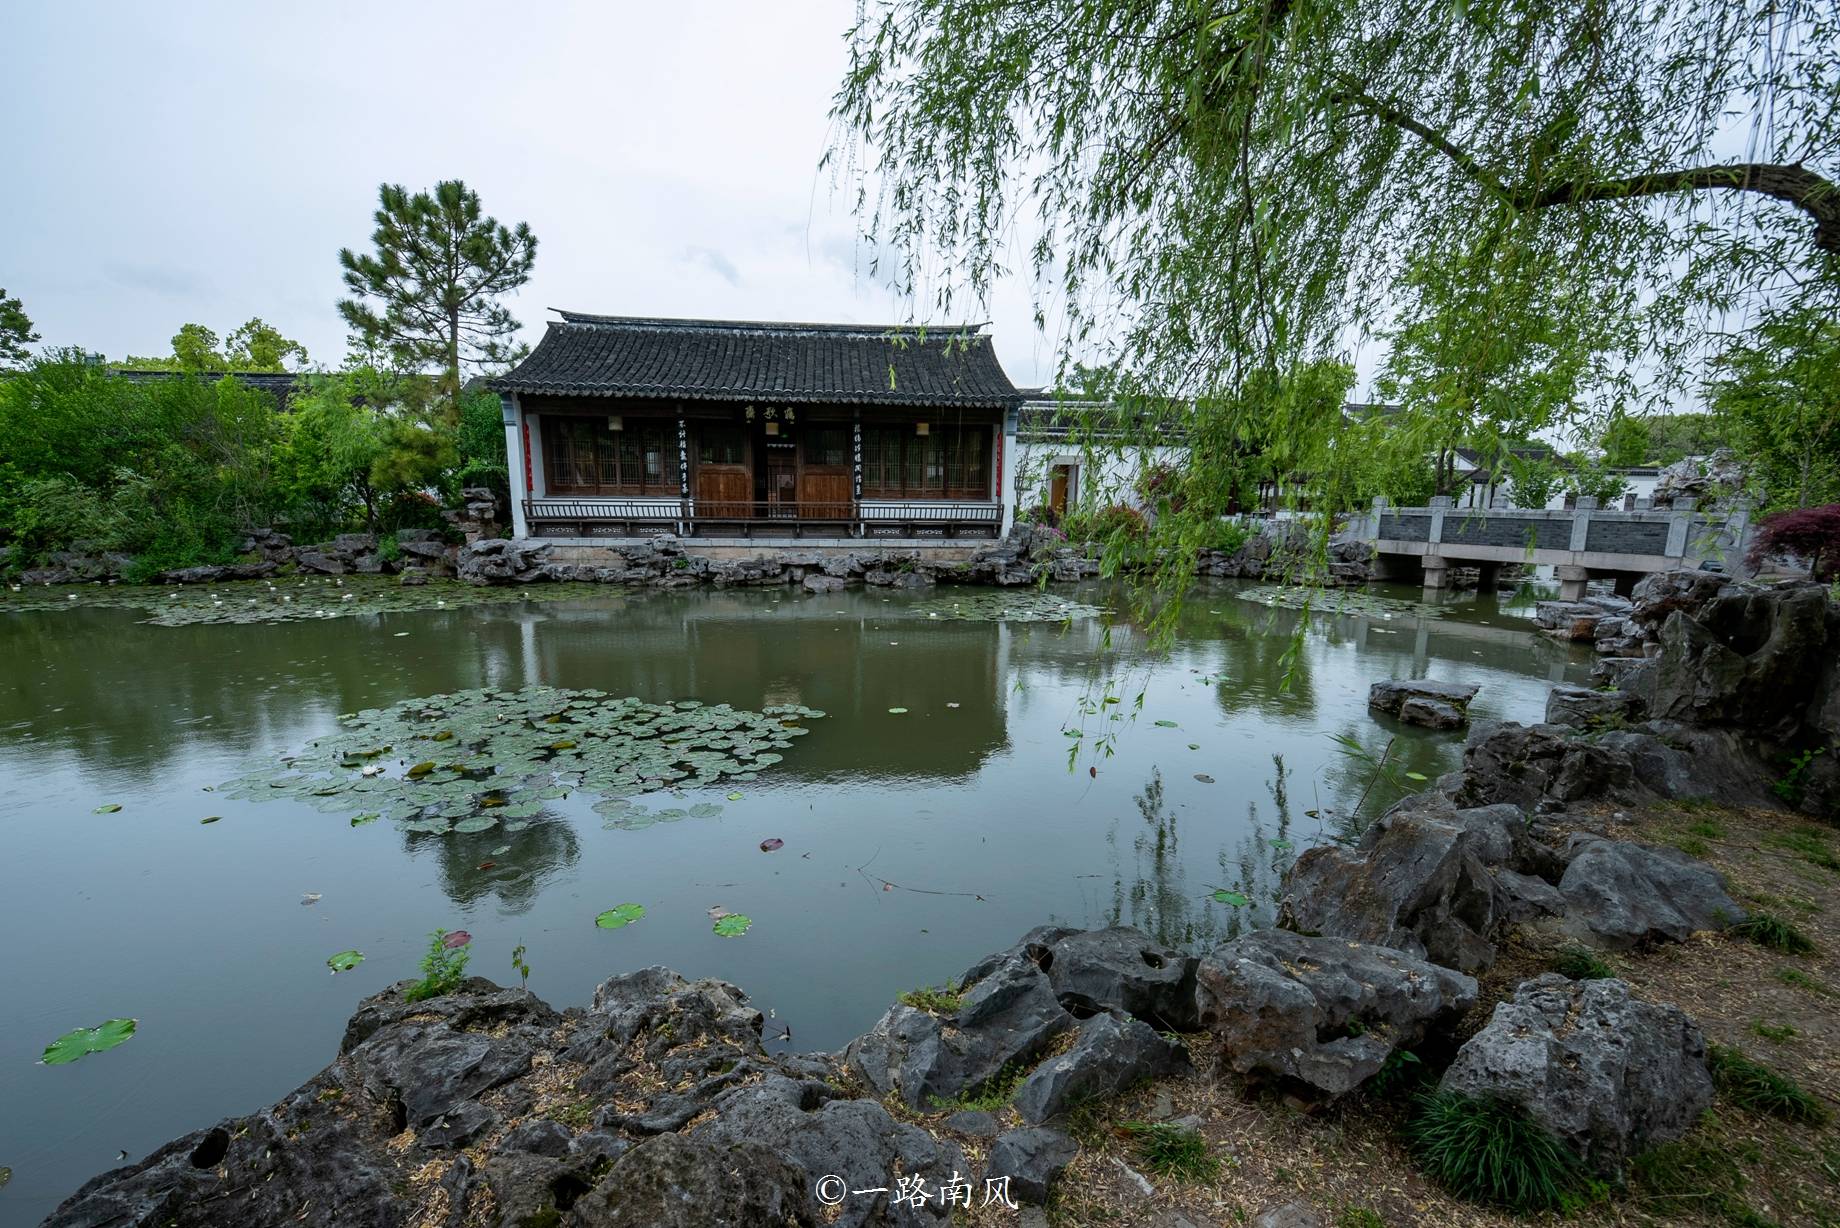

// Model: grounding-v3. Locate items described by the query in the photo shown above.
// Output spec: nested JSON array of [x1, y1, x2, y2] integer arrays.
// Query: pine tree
[[337, 181, 537, 418], [0, 288, 40, 368]]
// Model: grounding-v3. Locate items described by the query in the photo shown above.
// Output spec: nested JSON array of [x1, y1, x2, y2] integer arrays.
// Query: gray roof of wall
[[492, 312, 1020, 408]]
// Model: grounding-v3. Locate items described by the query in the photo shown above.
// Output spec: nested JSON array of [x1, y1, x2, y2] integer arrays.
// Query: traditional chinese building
[[492, 312, 1023, 541]]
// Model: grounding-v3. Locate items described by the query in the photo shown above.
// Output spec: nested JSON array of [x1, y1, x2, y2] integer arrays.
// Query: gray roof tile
[[492, 312, 1019, 408]]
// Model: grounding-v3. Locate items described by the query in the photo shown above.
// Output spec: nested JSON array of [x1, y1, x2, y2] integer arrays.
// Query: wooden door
[[1049, 465, 1072, 519], [765, 446, 798, 517], [695, 424, 752, 517]]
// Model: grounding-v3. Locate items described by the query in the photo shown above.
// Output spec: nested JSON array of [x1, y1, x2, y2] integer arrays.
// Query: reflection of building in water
[[409, 817, 581, 914], [497, 590, 1014, 783]]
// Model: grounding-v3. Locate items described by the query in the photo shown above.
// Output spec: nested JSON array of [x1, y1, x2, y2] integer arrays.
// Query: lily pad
[[726, 791, 744, 801], [441, 930, 472, 949], [1212, 889, 1250, 907], [93, 803, 122, 814], [759, 837, 784, 852], [452, 814, 498, 834], [887, 707, 908, 715], [1194, 774, 1216, 784], [712, 913, 753, 938], [911, 591, 1106, 623], [41, 1018, 138, 1065], [199, 815, 221, 824], [595, 903, 646, 930], [350, 813, 381, 827], [219, 686, 827, 841], [1154, 720, 1179, 728], [326, 950, 365, 973]]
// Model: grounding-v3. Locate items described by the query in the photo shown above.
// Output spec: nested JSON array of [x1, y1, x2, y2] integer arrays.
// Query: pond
[[0, 577, 1591, 1220]]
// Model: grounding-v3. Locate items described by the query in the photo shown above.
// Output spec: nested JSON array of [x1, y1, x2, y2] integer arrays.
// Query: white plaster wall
[[1011, 440, 1185, 514]]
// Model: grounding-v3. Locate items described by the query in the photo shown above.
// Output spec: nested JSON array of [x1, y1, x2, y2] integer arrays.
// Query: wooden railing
[[522, 499, 1002, 539]]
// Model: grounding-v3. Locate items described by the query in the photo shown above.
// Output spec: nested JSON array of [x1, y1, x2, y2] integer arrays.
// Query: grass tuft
[[929, 1060, 1028, 1113], [1336, 1208, 1388, 1228], [1119, 1121, 1219, 1181], [1766, 828, 1840, 872], [897, 982, 964, 1015], [1629, 1138, 1748, 1220], [1750, 1020, 1797, 1043], [1404, 1091, 1602, 1213], [1549, 945, 1617, 980], [1775, 966, 1832, 996], [1709, 1045, 1832, 1125], [1732, 912, 1817, 955]]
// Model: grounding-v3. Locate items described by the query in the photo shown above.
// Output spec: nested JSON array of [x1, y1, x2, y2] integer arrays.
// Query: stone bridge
[[1350, 495, 1753, 599]]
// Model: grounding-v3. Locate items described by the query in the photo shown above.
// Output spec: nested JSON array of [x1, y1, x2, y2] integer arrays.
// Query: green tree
[[225, 318, 309, 371], [124, 318, 308, 372], [1506, 454, 1563, 509], [1564, 454, 1631, 506], [338, 180, 538, 419], [0, 288, 40, 368], [1378, 242, 1626, 496], [1709, 314, 1840, 512], [1600, 411, 1729, 467], [832, 0, 1840, 617], [275, 375, 386, 532]]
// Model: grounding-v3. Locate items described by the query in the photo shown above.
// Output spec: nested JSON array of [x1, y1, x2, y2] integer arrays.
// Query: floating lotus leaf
[[93, 803, 122, 814], [688, 803, 723, 819], [221, 686, 825, 840], [1154, 720, 1179, 728], [1212, 889, 1250, 907], [1235, 586, 1448, 620], [41, 1018, 137, 1065], [712, 913, 753, 937], [326, 950, 365, 973], [0, 576, 623, 626], [911, 591, 1105, 623], [595, 903, 646, 929]]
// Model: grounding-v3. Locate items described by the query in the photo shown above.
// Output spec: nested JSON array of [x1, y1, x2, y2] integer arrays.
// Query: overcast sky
[[3, 1, 1082, 388]]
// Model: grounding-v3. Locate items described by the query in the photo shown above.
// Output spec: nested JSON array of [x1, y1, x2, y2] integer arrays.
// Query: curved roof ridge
[[553, 311, 989, 336]]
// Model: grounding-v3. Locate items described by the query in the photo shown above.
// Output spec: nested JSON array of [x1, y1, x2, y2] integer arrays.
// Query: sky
[[1, 1, 1076, 388]]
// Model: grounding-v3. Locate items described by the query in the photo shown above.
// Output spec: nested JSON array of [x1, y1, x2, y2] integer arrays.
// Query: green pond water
[[0, 577, 1591, 1221]]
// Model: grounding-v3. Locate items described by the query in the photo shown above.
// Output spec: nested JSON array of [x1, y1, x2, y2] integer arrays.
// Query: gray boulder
[[695, 1076, 966, 1226], [1556, 836, 1746, 949], [844, 944, 1073, 1110], [987, 1127, 1080, 1205], [1368, 678, 1481, 726], [1439, 974, 1713, 1174], [1280, 810, 1509, 972], [1451, 721, 1638, 809], [1544, 684, 1642, 730], [1252, 1205, 1326, 1228], [802, 572, 847, 594], [1034, 926, 1201, 1030], [571, 1132, 814, 1227], [1647, 582, 1838, 740], [1011, 1012, 1190, 1124], [1194, 929, 1477, 1099], [1399, 696, 1466, 729]]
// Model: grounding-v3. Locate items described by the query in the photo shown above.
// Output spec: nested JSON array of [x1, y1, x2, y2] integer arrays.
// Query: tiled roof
[[492, 312, 1020, 408], [111, 368, 306, 406]]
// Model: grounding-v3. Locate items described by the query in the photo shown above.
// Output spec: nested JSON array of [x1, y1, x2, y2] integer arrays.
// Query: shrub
[[403, 929, 472, 1003], [1747, 503, 1840, 581], [1201, 517, 1252, 555], [1550, 946, 1617, 980], [1404, 1091, 1599, 1213], [1709, 1045, 1832, 1124], [1119, 1121, 1218, 1181], [1731, 912, 1817, 955], [1065, 501, 1148, 543]]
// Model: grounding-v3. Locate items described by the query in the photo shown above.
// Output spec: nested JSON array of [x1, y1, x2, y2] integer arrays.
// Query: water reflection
[[409, 817, 581, 913]]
